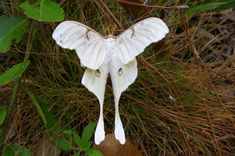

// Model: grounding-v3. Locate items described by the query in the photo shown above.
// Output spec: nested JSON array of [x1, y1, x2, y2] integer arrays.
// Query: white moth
[[52, 17, 169, 145]]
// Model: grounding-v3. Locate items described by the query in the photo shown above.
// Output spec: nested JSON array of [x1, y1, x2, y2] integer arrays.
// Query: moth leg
[[85, 29, 90, 40], [114, 97, 126, 144]]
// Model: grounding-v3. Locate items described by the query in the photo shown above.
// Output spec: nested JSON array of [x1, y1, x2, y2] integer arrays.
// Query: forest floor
[[0, 0, 235, 156]]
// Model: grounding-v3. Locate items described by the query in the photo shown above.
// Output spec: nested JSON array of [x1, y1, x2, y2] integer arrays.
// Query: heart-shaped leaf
[[20, 0, 64, 22]]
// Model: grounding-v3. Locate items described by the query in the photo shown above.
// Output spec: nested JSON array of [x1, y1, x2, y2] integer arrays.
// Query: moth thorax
[[107, 35, 116, 38], [106, 36, 115, 43]]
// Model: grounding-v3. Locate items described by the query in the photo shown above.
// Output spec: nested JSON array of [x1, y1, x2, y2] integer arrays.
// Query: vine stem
[[3, 21, 35, 144], [7, 21, 34, 111]]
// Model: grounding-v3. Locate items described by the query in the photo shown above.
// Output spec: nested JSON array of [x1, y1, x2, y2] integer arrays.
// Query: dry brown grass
[[0, 0, 235, 155]]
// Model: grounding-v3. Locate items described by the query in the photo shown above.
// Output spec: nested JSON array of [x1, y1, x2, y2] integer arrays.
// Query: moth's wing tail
[[81, 61, 109, 145], [110, 56, 138, 144]]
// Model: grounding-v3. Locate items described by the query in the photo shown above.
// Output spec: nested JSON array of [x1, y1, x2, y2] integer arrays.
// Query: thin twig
[[180, 14, 206, 69], [117, 0, 189, 10], [98, 0, 124, 30], [3, 22, 36, 144]]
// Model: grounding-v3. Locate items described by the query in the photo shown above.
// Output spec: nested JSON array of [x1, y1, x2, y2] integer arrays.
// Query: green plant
[[0, 0, 65, 123], [0, 60, 30, 85], [27, 92, 103, 155], [54, 123, 103, 156], [184, 0, 235, 15], [0, 16, 29, 53], [1, 0, 234, 155], [0, 106, 7, 125], [0, 0, 65, 154], [2, 144, 31, 156], [20, 0, 64, 22], [27, 92, 58, 136]]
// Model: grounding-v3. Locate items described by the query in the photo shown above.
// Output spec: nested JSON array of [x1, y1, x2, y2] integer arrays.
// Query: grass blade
[[0, 106, 7, 125], [183, 1, 228, 15], [27, 91, 57, 135]]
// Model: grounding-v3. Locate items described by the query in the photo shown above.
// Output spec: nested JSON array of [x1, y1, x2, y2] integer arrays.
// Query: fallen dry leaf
[[94, 133, 142, 156]]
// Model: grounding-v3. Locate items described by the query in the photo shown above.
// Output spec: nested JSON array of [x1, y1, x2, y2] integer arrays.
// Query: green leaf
[[27, 92, 57, 135], [86, 148, 103, 156], [2, 146, 15, 156], [81, 122, 96, 142], [73, 153, 80, 156], [74, 122, 96, 151], [0, 60, 30, 85], [21, 147, 31, 156], [183, 1, 228, 15], [73, 132, 82, 148], [63, 129, 75, 138], [0, 16, 29, 53], [54, 139, 72, 152], [73, 131, 91, 151], [20, 0, 65, 22], [62, 129, 78, 143], [2, 144, 31, 156], [218, 0, 235, 10], [0, 106, 7, 125], [81, 141, 92, 151]]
